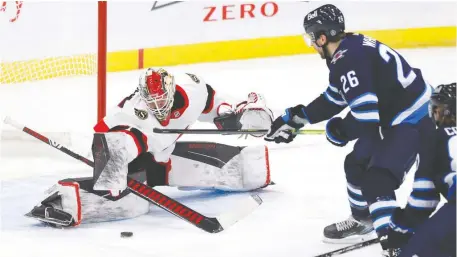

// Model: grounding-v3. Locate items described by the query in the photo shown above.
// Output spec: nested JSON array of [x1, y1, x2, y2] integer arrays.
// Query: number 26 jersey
[[304, 33, 433, 131]]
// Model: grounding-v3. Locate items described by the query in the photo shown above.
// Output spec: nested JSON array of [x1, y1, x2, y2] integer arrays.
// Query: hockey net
[[0, 2, 106, 158], [1, 54, 97, 84]]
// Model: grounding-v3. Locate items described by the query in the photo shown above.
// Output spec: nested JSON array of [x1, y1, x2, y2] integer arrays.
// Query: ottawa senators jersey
[[93, 72, 228, 163]]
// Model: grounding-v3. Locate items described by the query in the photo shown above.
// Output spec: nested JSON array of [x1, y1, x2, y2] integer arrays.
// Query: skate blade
[[322, 231, 377, 244]]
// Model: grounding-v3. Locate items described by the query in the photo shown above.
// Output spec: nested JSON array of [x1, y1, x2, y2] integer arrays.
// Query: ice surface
[[0, 47, 455, 257]]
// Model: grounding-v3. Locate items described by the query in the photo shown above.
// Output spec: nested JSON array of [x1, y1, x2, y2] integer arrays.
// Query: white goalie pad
[[46, 181, 149, 225], [45, 181, 82, 225], [92, 132, 135, 193], [79, 189, 149, 224], [168, 145, 270, 191]]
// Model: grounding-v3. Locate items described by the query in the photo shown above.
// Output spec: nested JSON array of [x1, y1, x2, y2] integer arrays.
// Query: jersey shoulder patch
[[134, 108, 148, 120], [186, 73, 200, 83], [328, 40, 370, 75], [174, 72, 205, 87], [331, 49, 348, 64]]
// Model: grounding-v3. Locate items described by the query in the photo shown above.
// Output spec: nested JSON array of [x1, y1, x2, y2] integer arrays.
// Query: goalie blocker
[[26, 141, 271, 227]]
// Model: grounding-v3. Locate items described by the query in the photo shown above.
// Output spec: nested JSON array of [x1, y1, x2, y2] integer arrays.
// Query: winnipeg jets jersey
[[394, 126, 456, 231], [303, 33, 432, 140], [93, 72, 228, 163]]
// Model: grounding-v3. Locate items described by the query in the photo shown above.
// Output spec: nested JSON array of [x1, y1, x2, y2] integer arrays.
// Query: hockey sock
[[368, 196, 397, 236], [346, 182, 370, 219], [361, 167, 400, 235]]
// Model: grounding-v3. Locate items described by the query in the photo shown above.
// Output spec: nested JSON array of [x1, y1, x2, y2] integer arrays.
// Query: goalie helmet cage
[[0, 2, 107, 147]]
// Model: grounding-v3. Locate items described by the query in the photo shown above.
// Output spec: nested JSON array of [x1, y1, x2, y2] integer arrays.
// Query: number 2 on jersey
[[378, 44, 416, 88]]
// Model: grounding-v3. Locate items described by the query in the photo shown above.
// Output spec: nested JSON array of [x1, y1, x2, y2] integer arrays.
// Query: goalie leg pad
[[238, 145, 271, 190], [25, 181, 81, 227], [168, 143, 270, 191], [26, 178, 150, 226], [92, 133, 134, 193], [79, 185, 149, 224]]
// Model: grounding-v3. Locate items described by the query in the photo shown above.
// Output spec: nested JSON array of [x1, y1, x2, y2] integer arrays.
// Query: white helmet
[[138, 68, 176, 121]]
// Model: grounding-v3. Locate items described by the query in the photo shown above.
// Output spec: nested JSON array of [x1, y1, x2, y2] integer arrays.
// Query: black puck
[[121, 232, 133, 238]]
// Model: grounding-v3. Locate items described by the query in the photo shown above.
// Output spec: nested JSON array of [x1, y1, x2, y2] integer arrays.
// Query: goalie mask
[[138, 68, 176, 121]]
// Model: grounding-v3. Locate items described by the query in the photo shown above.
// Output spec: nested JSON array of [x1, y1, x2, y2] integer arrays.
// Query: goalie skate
[[25, 193, 75, 227]]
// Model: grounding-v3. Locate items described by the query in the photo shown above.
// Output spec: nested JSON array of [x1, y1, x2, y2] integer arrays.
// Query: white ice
[[0, 47, 455, 257]]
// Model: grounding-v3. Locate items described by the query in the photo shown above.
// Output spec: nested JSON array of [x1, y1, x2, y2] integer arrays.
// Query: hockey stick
[[153, 128, 324, 135], [314, 238, 379, 257], [3, 116, 262, 233]]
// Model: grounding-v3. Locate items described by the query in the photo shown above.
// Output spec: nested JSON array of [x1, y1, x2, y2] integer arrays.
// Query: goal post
[[0, 1, 108, 149], [98, 1, 107, 122]]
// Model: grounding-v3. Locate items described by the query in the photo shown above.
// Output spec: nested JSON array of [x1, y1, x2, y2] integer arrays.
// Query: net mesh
[[1, 54, 97, 84], [0, 1, 98, 84], [0, 2, 100, 158]]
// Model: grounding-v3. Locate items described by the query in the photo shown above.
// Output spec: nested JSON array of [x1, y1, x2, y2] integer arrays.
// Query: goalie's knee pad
[[235, 145, 271, 191], [168, 145, 271, 192]]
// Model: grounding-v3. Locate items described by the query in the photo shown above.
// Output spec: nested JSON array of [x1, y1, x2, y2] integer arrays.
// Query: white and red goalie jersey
[[93, 72, 228, 164], [91, 71, 274, 193]]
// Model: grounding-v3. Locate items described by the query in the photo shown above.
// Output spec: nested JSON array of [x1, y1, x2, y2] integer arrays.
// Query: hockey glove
[[214, 93, 274, 139], [236, 93, 274, 139], [325, 117, 349, 147], [213, 103, 240, 135], [388, 208, 415, 245], [264, 105, 308, 144], [214, 112, 241, 131], [379, 208, 414, 256]]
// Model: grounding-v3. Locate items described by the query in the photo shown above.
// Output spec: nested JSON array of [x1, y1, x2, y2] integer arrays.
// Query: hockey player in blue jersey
[[383, 82, 456, 257], [265, 3, 436, 250]]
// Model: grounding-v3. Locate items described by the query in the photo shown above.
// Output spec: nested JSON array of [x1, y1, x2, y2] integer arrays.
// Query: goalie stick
[[314, 238, 379, 257], [3, 116, 262, 233], [153, 128, 323, 135]]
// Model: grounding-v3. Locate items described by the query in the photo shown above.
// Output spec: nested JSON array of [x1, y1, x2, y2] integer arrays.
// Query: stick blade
[[215, 193, 263, 231], [314, 238, 379, 257]]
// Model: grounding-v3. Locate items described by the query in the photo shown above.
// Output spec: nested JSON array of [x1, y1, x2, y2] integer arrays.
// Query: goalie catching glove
[[213, 92, 274, 138]]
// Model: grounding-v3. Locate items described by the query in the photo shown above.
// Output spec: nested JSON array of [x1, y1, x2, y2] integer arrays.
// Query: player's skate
[[323, 215, 377, 244], [381, 248, 401, 257], [25, 192, 75, 227]]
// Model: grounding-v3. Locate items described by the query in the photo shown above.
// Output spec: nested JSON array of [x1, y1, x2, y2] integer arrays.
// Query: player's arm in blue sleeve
[[443, 132, 456, 202], [302, 84, 347, 123], [390, 131, 441, 234], [391, 177, 441, 234], [331, 50, 380, 141], [265, 84, 347, 144]]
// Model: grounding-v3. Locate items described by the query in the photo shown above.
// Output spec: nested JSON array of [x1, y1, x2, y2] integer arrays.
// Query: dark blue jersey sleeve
[[392, 128, 456, 232], [329, 46, 380, 131], [340, 111, 378, 141], [303, 84, 347, 124], [398, 178, 441, 233], [440, 127, 456, 202]]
